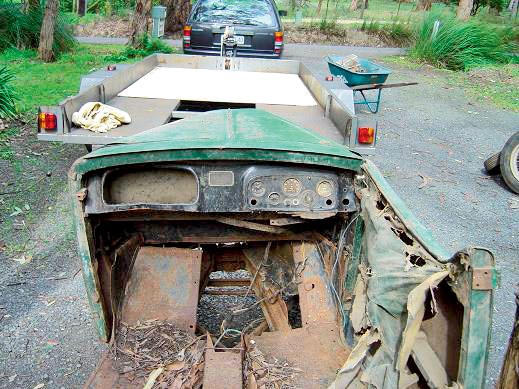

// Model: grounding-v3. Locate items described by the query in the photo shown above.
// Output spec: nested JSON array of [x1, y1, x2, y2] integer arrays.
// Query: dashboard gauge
[[316, 180, 334, 197], [250, 180, 266, 197], [283, 178, 302, 196], [268, 192, 281, 205]]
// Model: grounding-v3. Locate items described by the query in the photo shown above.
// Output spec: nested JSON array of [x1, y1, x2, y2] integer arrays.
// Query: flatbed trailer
[[38, 54, 377, 154]]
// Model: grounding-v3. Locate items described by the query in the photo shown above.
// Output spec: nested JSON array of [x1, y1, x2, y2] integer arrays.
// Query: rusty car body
[[39, 54, 496, 388]]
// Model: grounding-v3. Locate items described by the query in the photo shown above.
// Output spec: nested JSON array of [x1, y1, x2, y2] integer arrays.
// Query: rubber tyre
[[484, 152, 501, 175], [500, 132, 519, 195]]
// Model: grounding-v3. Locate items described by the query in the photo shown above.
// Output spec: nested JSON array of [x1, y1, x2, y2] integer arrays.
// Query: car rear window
[[191, 0, 276, 27]]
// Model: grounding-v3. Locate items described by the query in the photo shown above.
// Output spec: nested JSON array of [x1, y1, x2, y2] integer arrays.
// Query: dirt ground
[[0, 52, 518, 388]]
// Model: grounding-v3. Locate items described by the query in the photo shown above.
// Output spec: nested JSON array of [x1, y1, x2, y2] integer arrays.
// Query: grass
[[0, 66, 17, 118], [0, 44, 130, 112], [411, 11, 517, 70], [382, 55, 519, 111]]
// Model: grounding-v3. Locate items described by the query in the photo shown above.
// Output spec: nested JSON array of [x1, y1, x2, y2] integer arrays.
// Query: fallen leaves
[[418, 174, 432, 189], [11, 254, 33, 265], [143, 367, 164, 389], [509, 198, 519, 209], [111, 320, 206, 388], [32, 384, 44, 389], [244, 340, 301, 389]]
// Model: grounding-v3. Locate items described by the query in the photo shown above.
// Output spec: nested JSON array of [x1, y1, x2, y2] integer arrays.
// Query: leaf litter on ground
[[111, 319, 206, 388]]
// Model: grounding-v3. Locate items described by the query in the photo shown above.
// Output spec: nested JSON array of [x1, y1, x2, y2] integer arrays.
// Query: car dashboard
[[84, 162, 357, 215]]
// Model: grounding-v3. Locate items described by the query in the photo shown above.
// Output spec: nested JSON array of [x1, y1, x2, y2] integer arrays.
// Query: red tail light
[[358, 127, 375, 144], [275, 31, 283, 43], [38, 112, 57, 131], [183, 25, 192, 48]]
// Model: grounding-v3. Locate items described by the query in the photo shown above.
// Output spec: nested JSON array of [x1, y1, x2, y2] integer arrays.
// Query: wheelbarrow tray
[[326, 55, 391, 86]]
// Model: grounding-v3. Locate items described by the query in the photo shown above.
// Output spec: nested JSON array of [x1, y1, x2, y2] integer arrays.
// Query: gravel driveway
[[0, 45, 517, 388]]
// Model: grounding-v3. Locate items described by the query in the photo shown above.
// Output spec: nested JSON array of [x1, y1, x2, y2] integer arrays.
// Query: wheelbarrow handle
[[351, 82, 419, 91]]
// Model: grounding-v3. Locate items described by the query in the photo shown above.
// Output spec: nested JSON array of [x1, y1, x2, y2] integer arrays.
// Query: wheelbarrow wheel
[[484, 152, 501, 175], [500, 132, 519, 195]]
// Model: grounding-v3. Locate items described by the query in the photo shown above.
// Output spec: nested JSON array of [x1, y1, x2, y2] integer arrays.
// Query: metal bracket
[[472, 267, 494, 290]]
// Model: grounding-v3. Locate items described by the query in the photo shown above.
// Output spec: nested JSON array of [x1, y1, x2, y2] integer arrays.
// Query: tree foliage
[[0, 4, 75, 55]]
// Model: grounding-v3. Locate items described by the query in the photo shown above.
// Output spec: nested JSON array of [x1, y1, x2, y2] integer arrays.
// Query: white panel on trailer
[[118, 67, 318, 106]]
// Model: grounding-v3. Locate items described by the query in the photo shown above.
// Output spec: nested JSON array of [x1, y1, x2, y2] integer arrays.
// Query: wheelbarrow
[[326, 55, 417, 114]]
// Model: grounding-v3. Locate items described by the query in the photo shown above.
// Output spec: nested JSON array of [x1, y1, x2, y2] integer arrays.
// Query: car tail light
[[358, 127, 375, 144], [183, 25, 192, 48], [274, 31, 283, 55], [38, 112, 57, 131]]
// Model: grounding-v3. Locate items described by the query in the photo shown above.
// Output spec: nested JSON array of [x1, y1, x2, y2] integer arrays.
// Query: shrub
[[0, 66, 17, 119], [0, 4, 76, 55], [411, 11, 516, 70], [360, 19, 414, 47], [105, 35, 174, 61]]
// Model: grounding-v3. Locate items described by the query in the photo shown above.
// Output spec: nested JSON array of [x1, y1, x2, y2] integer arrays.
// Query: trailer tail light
[[38, 112, 57, 131], [274, 31, 283, 55], [183, 26, 192, 48], [358, 127, 375, 144]]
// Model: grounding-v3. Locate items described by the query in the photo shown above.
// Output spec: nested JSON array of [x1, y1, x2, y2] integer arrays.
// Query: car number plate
[[221, 35, 245, 45]]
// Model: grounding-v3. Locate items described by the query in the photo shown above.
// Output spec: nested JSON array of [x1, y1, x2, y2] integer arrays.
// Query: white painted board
[[118, 67, 317, 106]]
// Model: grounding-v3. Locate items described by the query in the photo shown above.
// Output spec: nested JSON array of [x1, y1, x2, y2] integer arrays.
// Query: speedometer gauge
[[316, 180, 334, 197], [282, 178, 302, 196]]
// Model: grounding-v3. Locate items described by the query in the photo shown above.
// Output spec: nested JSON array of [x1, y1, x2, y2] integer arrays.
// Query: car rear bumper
[[184, 47, 282, 59]]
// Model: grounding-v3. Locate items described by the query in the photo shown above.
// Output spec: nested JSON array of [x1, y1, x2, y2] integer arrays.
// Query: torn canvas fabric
[[331, 188, 452, 389], [72, 102, 131, 133]]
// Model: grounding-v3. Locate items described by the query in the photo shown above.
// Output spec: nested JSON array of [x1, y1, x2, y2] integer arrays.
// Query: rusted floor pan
[[121, 246, 202, 331], [250, 323, 350, 388], [85, 246, 203, 388]]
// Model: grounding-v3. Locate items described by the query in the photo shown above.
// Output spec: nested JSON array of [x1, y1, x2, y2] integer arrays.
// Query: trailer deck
[[38, 54, 374, 153]]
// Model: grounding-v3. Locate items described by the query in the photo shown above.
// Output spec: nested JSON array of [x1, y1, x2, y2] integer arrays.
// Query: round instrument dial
[[282, 178, 302, 196], [268, 192, 281, 205], [250, 180, 266, 197], [316, 180, 334, 198]]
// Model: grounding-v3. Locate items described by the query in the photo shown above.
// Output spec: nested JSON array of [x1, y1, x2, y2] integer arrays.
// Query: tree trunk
[[78, 0, 87, 16], [164, 0, 191, 33], [38, 0, 59, 62], [457, 0, 473, 20], [316, 0, 324, 15], [415, 0, 432, 11], [128, 0, 152, 47], [350, 0, 359, 11]]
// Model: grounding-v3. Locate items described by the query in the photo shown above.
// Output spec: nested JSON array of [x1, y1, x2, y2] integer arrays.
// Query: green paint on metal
[[74, 148, 362, 176], [457, 248, 494, 388], [362, 159, 451, 262], [84, 109, 362, 161], [70, 177, 109, 341]]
